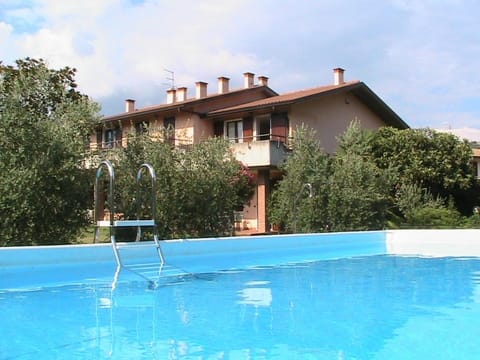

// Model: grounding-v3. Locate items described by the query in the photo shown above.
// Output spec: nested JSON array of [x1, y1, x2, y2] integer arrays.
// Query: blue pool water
[[1, 253, 480, 359]]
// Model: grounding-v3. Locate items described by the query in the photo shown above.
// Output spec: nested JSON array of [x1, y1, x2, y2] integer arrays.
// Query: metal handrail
[[94, 160, 115, 227], [226, 133, 290, 148], [293, 183, 314, 233], [136, 163, 157, 223], [93, 161, 164, 267], [135, 163, 164, 265]]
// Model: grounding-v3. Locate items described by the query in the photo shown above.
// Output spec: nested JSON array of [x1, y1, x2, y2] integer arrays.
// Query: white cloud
[[435, 127, 480, 142], [0, 21, 12, 39], [0, 0, 479, 126]]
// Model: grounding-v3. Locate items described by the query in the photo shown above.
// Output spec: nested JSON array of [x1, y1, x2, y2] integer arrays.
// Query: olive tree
[[110, 134, 255, 239], [0, 58, 99, 246], [326, 122, 394, 231], [369, 127, 480, 215], [269, 122, 394, 233], [268, 125, 330, 233]]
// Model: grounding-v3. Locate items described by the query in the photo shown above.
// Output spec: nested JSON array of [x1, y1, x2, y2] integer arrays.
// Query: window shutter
[[243, 116, 253, 142], [214, 121, 224, 137], [116, 127, 122, 147], [96, 129, 103, 148], [271, 112, 289, 142]]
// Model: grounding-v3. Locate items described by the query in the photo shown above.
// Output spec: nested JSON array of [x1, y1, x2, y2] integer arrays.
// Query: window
[[226, 120, 243, 143], [105, 128, 121, 148], [213, 121, 224, 137], [164, 116, 175, 145], [135, 121, 149, 135], [257, 116, 270, 140], [96, 129, 102, 149]]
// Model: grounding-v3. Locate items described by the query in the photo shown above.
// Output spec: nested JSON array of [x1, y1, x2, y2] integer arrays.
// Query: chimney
[[196, 81, 208, 99], [258, 76, 269, 87], [218, 76, 230, 94], [125, 99, 135, 112], [333, 68, 345, 85], [243, 72, 255, 88], [176, 87, 187, 102], [166, 88, 176, 104]]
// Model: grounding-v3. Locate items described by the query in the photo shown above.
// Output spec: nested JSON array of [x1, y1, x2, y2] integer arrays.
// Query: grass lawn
[[74, 226, 150, 244], [75, 226, 110, 244]]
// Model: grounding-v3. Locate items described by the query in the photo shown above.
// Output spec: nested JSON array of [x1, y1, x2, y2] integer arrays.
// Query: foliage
[[391, 182, 463, 228], [105, 135, 255, 239], [402, 205, 463, 229], [268, 121, 480, 232], [369, 127, 480, 215], [463, 212, 480, 228], [0, 58, 99, 246], [326, 121, 394, 231], [269, 122, 393, 232], [268, 125, 330, 233], [393, 183, 443, 218], [233, 162, 256, 208]]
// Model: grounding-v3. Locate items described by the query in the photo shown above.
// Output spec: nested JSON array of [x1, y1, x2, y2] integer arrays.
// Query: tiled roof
[[209, 81, 361, 115], [100, 77, 408, 130], [102, 85, 278, 122]]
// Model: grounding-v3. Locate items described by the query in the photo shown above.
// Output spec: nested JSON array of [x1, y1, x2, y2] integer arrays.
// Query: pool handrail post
[[293, 183, 314, 233], [136, 163, 164, 265], [93, 161, 164, 268], [94, 160, 123, 266]]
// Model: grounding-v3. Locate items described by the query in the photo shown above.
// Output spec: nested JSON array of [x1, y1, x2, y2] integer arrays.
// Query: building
[[472, 148, 480, 179], [90, 68, 408, 234]]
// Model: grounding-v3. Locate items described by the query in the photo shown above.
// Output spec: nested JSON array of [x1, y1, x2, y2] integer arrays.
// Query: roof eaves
[[208, 81, 362, 117], [351, 82, 409, 129], [102, 85, 278, 122]]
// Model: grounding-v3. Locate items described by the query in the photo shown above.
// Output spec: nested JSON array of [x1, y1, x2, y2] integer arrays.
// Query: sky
[[1, 0, 480, 140]]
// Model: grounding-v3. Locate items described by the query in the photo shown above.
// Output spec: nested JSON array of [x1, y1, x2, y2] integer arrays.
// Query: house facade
[[90, 68, 408, 234], [472, 148, 480, 179]]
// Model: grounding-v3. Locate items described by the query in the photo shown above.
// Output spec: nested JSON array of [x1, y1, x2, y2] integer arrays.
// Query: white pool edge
[[385, 229, 480, 257]]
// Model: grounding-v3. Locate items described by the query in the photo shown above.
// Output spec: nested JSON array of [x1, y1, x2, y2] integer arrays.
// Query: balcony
[[230, 135, 290, 167]]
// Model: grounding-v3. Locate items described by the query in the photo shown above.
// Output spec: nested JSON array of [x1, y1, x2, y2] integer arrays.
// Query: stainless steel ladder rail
[[94, 160, 164, 267], [135, 163, 165, 265], [94, 160, 119, 264]]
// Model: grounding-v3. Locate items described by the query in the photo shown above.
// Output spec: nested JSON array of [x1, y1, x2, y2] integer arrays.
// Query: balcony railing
[[227, 133, 291, 147], [89, 136, 194, 152], [89, 140, 123, 151], [229, 133, 291, 167], [87, 133, 290, 168]]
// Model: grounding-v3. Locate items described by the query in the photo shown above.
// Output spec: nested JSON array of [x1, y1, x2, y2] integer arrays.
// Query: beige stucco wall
[[174, 113, 195, 144], [193, 118, 214, 143], [289, 92, 385, 153], [173, 112, 213, 144]]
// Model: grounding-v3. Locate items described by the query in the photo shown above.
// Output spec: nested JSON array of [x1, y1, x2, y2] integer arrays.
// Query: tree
[[269, 122, 480, 232], [0, 58, 99, 246], [268, 125, 331, 233], [369, 127, 480, 215], [326, 121, 394, 231], [109, 134, 255, 239], [269, 122, 395, 233]]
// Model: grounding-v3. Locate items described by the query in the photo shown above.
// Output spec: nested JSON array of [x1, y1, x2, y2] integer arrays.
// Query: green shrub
[[463, 213, 480, 228], [403, 206, 463, 229]]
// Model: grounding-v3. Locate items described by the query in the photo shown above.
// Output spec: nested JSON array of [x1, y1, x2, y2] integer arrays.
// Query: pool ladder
[[93, 160, 165, 267]]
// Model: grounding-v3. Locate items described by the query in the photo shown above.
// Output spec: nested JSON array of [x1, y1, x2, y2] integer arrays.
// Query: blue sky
[[1, 0, 480, 139]]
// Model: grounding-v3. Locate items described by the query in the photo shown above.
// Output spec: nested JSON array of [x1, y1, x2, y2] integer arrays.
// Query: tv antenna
[[163, 69, 175, 89]]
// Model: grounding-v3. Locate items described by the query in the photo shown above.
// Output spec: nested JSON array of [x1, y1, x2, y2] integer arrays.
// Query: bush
[[0, 58, 98, 246], [403, 206, 463, 229]]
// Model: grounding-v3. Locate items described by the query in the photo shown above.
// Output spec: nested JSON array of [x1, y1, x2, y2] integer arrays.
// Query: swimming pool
[[1, 230, 480, 359]]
